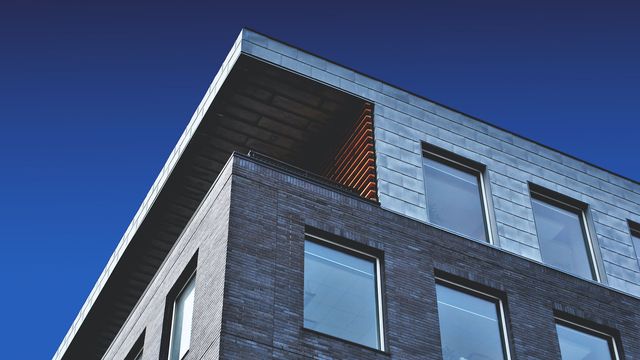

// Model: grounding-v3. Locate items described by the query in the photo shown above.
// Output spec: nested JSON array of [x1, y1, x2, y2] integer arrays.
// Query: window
[[161, 254, 198, 360], [125, 330, 145, 360], [555, 320, 619, 360], [133, 349, 143, 360], [303, 235, 384, 350], [168, 273, 196, 360], [422, 145, 490, 243], [435, 280, 511, 360], [629, 222, 640, 266], [530, 188, 598, 280]]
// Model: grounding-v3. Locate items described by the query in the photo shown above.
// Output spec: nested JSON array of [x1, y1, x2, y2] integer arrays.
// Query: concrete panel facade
[[239, 29, 640, 296]]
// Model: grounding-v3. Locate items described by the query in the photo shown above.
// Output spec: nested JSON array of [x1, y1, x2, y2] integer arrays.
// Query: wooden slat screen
[[323, 104, 378, 201]]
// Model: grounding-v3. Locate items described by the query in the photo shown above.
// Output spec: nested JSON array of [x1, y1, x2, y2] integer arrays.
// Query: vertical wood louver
[[323, 104, 378, 201]]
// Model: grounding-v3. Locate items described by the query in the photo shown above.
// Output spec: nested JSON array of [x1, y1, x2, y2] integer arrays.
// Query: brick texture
[[105, 155, 640, 359], [220, 155, 639, 359], [101, 163, 233, 360]]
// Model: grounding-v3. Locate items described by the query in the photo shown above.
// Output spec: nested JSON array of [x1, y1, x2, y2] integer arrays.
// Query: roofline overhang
[[54, 27, 640, 360], [53, 29, 247, 360]]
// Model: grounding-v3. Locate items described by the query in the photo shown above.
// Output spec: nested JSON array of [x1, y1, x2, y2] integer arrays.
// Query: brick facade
[[105, 155, 640, 359], [101, 163, 233, 360]]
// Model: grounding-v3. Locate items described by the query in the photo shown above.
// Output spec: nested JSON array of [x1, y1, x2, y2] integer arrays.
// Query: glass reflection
[[556, 323, 615, 360], [304, 240, 380, 349], [423, 157, 488, 242], [531, 198, 594, 280], [169, 275, 195, 360], [436, 284, 508, 360]]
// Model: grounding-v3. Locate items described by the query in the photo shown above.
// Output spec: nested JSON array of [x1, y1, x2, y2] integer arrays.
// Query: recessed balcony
[[189, 55, 379, 201]]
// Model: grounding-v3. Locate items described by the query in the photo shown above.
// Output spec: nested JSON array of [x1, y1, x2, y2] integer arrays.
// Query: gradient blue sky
[[1, 1, 638, 358]]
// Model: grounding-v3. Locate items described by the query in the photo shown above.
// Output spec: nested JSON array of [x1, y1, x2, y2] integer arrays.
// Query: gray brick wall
[[103, 154, 640, 359], [102, 163, 233, 360], [239, 29, 640, 297], [220, 154, 640, 359]]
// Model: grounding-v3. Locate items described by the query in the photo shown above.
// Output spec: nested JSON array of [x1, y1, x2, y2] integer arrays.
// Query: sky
[[0, 0, 638, 358]]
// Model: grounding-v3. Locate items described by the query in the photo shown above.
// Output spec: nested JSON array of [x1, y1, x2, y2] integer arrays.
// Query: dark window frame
[[628, 220, 640, 268], [303, 232, 386, 351], [554, 317, 621, 360], [434, 276, 513, 360], [421, 142, 493, 244], [529, 184, 600, 282]]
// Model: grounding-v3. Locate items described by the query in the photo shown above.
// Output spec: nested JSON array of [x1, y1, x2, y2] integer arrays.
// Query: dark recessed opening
[[197, 55, 378, 200]]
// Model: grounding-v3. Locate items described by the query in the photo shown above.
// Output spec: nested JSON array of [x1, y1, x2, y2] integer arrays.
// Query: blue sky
[[0, 1, 638, 358]]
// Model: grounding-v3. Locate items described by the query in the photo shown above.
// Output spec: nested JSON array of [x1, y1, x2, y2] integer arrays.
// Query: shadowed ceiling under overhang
[[63, 55, 374, 360]]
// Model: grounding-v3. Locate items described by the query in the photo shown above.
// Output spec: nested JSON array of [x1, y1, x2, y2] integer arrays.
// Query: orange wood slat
[[324, 104, 378, 201], [332, 141, 373, 184], [329, 120, 373, 176], [330, 113, 372, 165], [349, 161, 375, 189], [344, 156, 374, 188], [330, 125, 373, 178], [361, 179, 378, 198], [330, 114, 371, 164]]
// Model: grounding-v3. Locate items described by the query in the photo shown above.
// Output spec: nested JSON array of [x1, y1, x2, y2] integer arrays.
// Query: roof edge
[[52, 29, 246, 360], [54, 25, 639, 360], [240, 27, 639, 189]]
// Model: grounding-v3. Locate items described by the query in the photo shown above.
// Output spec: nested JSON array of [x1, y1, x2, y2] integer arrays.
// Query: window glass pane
[[531, 198, 594, 279], [423, 157, 488, 242], [169, 275, 196, 360], [436, 284, 507, 360], [304, 240, 380, 349], [556, 323, 615, 360]]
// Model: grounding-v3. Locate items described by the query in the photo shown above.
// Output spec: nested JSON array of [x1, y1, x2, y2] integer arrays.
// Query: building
[[54, 29, 640, 360]]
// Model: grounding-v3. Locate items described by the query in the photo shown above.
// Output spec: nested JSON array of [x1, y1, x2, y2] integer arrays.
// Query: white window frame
[[422, 149, 494, 244], [133, 348, 143, 360], [124, 331, 145, 360], [168, 271, 196, 360], [435, 277, 512, 360], [530, 190, 601, 282], [554, 317, 620, 360], [304, 233, 386, 351]]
